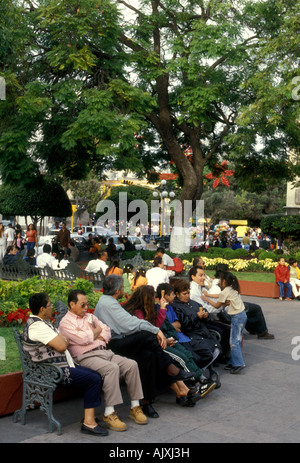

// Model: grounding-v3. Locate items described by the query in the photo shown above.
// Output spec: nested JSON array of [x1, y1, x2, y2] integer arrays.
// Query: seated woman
[[106, 258, 123, 276], [130, 268, 147, 292], [123, 285, 215, 405], [122, 264, 135, 294], [171, 279, 222, 375]]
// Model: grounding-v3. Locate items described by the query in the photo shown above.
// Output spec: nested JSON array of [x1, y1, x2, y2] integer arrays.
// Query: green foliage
[[0, 277, 100, 316], [0, 176, 72, 223], [260, 215, 300, 240], [0, 0, 299, 204]]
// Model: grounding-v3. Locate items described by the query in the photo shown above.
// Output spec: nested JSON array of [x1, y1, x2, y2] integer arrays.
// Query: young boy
[[274, 257, 293, 301]]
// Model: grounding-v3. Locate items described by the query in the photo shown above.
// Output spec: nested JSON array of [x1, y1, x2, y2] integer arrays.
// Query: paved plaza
[[1, 295, 300, 445]]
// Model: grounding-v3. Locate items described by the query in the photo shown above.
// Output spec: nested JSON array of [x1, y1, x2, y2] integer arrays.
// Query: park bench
[[0, 259, 105, 290], [120, 252, 191, 278]]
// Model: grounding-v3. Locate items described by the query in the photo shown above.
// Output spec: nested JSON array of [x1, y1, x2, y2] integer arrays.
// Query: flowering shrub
[[182, 257, 278, 273]]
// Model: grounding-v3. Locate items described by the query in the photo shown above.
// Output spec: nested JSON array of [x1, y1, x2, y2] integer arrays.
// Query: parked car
[[109, 235, 147, 251], [70, 233, 89, 251], [154, 235, 171, 250]]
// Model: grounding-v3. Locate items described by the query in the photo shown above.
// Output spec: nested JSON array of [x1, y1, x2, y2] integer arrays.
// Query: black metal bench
[[12, 301, 70, 435], [0, 259, 105, 290]]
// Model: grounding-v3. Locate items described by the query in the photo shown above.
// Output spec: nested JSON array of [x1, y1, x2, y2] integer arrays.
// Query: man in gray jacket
[[94, 275, 195, 418]]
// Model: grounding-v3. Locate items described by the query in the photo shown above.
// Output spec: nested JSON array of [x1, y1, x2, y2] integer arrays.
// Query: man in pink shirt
[[59, 289, 148, 432]]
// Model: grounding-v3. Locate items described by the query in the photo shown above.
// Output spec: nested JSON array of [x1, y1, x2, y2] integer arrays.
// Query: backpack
[[167, 257, 184, 274]]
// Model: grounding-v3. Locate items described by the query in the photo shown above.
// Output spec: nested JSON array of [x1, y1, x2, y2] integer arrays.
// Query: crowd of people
[[21, 242, 277, 437], [0, 221, 80, 269]]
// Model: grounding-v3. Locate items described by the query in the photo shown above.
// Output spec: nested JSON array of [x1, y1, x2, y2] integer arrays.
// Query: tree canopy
[[0, 177, 72, 224], [0, 0, 299, 208]]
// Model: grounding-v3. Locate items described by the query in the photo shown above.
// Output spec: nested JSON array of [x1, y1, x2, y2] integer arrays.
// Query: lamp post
[[153, 179, 175, 236]]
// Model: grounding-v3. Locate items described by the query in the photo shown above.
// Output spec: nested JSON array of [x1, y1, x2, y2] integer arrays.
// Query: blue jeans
[[277, 281, 292, 299], [229, 311, 247, 367]]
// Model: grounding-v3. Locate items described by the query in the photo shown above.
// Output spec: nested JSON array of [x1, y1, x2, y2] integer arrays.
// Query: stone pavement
[[1, 295, 300, 445]]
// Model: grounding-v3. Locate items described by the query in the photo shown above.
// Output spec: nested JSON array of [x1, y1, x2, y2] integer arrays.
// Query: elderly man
[[59, 289, 147, 432], [85, 250, 108, 274], [23, 292, 107, 437], [94, 275, 196, 419]]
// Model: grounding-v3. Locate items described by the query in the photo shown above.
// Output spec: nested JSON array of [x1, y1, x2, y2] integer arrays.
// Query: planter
[[0, 371, 80, 417], [239, 280, 279, 298], [0, 372, 23, 416]]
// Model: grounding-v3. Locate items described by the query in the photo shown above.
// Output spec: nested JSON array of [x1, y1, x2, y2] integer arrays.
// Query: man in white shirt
[[156, 247, 174, 268], [36, 244, 56, 268], [85, 250, 108, 274], [189, 266, 222, 319], [189, 265, 231, 361], [5, 223, 15, 247], [146, 256, 169, 291]]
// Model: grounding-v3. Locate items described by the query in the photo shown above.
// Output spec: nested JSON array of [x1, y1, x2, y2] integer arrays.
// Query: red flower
[[205, 160, 234, 188]]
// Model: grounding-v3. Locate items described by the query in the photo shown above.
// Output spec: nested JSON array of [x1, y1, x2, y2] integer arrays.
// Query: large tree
[[0, 0, 299, 209]]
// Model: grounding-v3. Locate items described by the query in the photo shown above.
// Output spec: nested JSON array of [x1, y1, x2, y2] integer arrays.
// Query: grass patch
[[205, 270, 275, 283], [0, 327, 22, 375]]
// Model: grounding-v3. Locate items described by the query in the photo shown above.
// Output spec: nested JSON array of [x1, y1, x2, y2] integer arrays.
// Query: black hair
[[133, 268, 146, 286], [188, 265, 204, 281], [214, 263, 229, 278], [29, 293, 49, 315], [220, 272, 240, 293], [156, 283, 174, 299], [68, 289, 87, 306]]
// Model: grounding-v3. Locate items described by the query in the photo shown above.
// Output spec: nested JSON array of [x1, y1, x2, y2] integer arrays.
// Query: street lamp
[[153, 179, 175, 236]]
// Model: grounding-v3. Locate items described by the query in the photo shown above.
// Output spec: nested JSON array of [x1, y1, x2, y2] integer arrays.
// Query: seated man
[[189, 266, 231, 360], [156, 247, 175, 269], [146, 256, 169, 291], [94, 275, 195, 419], [23, 292, 107, 436], [59, 289, 148, 432], [2, 245, 19, 265], [36, 244, 56, 268], [274, 257, 293, 301], [23, 247, 37, 266], [85, 250, 108, 274]]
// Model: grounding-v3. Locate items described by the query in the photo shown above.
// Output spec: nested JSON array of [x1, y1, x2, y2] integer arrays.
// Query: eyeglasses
[[78, 302, 89, 308], [45, 303, 53, 309]]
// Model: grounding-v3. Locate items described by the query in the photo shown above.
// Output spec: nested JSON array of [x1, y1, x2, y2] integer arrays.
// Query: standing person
[[0, 223, 7, 262], [5, 223, 15, 247], [54, 222, 70, 252], [274, 257, 293, 301], [59, 290, 148, 432], [23, 292, 108, 436], [201, 272, 247, 374], [25, 224, 38, 253]]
